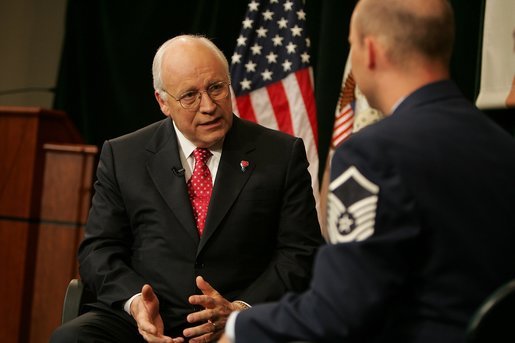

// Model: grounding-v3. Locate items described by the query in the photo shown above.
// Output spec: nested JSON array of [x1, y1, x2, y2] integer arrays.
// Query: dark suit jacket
[[234, 80, 515, 342], [78, 115, 322, 335]]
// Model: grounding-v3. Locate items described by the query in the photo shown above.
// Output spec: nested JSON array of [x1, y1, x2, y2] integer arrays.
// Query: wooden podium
[[0, 107, 98, 343]]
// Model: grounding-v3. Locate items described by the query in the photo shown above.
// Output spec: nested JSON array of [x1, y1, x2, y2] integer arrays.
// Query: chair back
[[61, 278, 96, 324], [467, 279, 515, 343]]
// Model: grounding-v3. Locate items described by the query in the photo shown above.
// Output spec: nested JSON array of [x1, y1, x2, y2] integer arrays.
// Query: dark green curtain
[[53, 0, 250, 148], [53, 0, 514, 183]]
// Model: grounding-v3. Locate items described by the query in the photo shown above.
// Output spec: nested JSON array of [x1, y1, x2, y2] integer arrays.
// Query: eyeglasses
[[163, 81, 231, 110]]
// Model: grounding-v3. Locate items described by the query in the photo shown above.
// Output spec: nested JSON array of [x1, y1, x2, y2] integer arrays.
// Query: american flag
[[230, 0, 319, 208], [320, 55, 383, 238], [331, 55, 384, 149], [332, 70, 356, 148]]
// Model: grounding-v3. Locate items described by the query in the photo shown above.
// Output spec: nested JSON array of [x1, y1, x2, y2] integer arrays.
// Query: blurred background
[[1, 0, 513, 180], [0, 0, 514, 342]]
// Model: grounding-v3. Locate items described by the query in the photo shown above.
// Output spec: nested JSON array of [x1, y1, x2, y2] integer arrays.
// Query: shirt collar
[[172, 121, 223, 159], [389, 96, 406, 115]]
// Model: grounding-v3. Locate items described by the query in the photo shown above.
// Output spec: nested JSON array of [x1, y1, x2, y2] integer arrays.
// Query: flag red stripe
[[333, 126, 352, 141], [332, 129, 352, 147], [334, 113, 353, 127], [334, 109, 353, 127], [332, 103, 354, 148], [235, 94, 257, 122], [266, 82, 294, 136], [332, 119, 353, 138], [295, 68, 318, 147]]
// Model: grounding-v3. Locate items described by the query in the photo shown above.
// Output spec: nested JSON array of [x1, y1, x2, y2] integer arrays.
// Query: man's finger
[[195, 276, 217, 296], [186, 308, 211, 324], [142, 284, 156, 302], [139, 328, 176, 343], [188, 294, 216, 308], [183, 321, 218, 339]]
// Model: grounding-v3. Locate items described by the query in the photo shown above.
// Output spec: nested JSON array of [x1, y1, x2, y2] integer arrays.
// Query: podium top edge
[[0, 106, 66, 117], [43, 143, 98, 154]]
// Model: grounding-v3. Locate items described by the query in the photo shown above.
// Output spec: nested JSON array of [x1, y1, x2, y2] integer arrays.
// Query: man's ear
[[155, 91, 170, 116], [364, 37, 376, 69]]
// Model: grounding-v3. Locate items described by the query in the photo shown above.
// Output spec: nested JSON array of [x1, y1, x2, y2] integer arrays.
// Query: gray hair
[[152, 35, 230, 97]]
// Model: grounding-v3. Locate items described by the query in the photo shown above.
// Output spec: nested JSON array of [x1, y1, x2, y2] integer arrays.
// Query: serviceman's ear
[[364, 37, 376, 70]]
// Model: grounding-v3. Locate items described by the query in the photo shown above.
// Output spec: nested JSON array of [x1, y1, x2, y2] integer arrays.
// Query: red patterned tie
[[187, 148, 213, 235]]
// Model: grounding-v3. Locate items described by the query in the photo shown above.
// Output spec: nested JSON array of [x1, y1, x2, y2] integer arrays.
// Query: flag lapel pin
[[240, 160, 249, 172]]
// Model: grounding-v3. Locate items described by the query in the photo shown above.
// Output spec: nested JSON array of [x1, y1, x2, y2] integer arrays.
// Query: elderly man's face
[[156, 39, 233, 148]]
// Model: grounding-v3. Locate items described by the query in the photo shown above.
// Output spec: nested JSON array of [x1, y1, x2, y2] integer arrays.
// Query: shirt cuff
[[225, 311, 241, 343], [123, 293, 142, 315]]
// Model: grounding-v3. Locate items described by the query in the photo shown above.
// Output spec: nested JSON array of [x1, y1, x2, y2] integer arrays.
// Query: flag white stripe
[[249, 88, 278, 130], [283, 73, 310, 138], [334, 108, 353, 125], [333, 120, 353, 137], [282, 73, 320, 195]]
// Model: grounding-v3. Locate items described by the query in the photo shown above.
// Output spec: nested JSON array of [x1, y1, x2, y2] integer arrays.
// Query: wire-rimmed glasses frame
[[162, 81, 231, 110]]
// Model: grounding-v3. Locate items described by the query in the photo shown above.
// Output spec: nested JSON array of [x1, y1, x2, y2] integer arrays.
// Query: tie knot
[[193, 148, 212, 165]]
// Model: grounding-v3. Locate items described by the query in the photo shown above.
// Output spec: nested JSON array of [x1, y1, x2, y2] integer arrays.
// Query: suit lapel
[[145, 119, 199, 244], [198, 117, 256, 253]]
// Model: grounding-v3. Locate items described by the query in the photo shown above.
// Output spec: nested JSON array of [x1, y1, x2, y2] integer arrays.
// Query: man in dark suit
[[51, 35, 322, 343], [219, 0, 515, 342]]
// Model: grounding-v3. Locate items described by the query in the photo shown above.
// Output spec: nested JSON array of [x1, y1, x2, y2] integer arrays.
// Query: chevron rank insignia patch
[[327, 165, 379, 244]]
